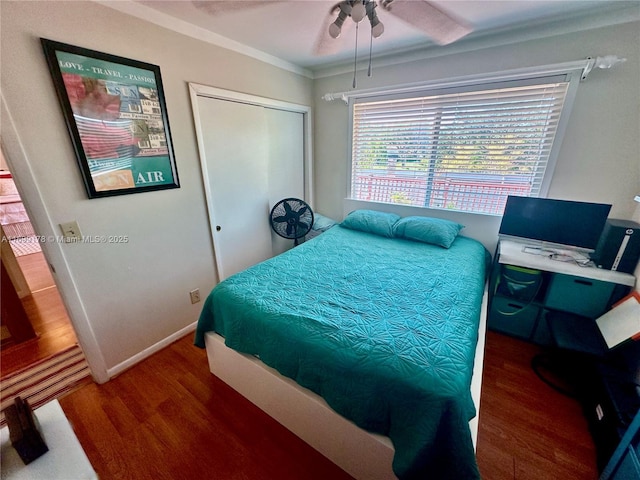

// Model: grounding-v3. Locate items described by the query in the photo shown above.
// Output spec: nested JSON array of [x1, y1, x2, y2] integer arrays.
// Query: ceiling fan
[[193, 0, 473, 57]]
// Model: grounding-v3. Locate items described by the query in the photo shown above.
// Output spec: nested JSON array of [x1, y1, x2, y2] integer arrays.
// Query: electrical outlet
[[59, 221, 82, 241], [190, 289, 201, 304]]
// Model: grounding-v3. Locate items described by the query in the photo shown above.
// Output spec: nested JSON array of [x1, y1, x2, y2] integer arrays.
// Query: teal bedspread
[[195, 226, 489, 479]]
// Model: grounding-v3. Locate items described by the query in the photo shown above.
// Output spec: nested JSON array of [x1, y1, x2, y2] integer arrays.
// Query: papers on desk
[[596, 292, 640, 349]]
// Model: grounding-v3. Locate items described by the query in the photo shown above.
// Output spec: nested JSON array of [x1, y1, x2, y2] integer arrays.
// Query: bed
[[195, 213, 490, 479]]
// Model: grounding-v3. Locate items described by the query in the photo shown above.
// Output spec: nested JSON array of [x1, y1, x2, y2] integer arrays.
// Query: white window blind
[[350, 77, 573, 215]]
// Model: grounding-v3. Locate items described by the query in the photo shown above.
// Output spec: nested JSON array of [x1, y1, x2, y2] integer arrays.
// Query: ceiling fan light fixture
[[329, 5, 350, 39], [371, 21, 384, 38], [366, 1, 384, 38], [329, 22, 342, 39], [351, 1, 367, 23]]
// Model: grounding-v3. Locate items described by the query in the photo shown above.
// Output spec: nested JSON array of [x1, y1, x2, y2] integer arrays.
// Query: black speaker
[[591, 219, 640, 273]]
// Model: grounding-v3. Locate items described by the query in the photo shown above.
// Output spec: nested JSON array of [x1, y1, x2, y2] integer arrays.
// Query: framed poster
[[41, 39, 179, 198]]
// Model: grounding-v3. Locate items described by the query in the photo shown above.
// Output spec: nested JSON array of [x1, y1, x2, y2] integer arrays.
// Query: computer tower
[[591, 219, 640, 274]]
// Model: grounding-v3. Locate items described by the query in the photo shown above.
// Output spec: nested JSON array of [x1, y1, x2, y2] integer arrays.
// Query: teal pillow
[[341, 210, 400, 238], [393, 216, 464, 248], [312, 214, 338, 232]]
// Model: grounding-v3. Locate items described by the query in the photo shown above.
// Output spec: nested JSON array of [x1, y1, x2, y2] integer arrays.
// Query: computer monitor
[[499, 196, 612, 251]]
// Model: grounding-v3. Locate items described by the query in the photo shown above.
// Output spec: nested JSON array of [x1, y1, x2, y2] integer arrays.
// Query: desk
[[497, 239, 636, 287], [488, 239, 636, 343], [0, 400, 97, 480]]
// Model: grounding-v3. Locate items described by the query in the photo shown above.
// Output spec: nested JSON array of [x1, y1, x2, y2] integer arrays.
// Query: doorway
[[0, 147, 80, 377]]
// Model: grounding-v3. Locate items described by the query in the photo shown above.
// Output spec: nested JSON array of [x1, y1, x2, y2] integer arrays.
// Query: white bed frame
[[203, 289, 488, 480]]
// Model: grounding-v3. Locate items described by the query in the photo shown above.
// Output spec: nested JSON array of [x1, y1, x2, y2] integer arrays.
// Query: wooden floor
[[59, 330, 599, 480], [1, 252, 78, 377], [60, 334, 353, 480], [476, 331, 598, 479]]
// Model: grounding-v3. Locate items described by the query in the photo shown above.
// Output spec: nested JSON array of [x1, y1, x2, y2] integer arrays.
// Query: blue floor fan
[[270, 198, 314, 246]]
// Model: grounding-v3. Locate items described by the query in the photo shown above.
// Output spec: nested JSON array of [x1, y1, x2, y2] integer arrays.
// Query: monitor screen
[[499, 196, 612, 251]]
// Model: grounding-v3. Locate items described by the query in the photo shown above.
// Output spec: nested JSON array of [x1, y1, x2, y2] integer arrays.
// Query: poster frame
[[41, 38, 179, 198]]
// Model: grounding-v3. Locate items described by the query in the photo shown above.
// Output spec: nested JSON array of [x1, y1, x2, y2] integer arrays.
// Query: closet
[[190, 85, 312, 280]]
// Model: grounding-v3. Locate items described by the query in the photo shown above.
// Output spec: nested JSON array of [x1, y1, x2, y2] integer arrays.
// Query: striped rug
[[3, 220, 42, 256], [0, 344, 91, 425]]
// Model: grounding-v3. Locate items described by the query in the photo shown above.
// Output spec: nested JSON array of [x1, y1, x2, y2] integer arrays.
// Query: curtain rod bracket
[[581, 55, 626, 81], [321, 93, 348, 104]]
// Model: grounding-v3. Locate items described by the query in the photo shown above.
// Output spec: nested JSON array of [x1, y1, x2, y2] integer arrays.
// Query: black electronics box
[[579, 341, 640, 472], [591, 219, 640, 273], [4, 397, 48, 464]]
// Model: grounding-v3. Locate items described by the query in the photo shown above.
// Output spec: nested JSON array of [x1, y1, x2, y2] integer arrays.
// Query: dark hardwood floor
[[59, 330, 599, 480], [60, 334, 353, 480], [1, 252, 78, 377], [476, 331, 598, 479]]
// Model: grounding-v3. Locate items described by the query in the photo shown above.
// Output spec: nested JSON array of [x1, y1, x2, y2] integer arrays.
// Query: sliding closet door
[[192, 86, 309, 280], [266, 108, 305, 256], [196, 96, 272, 280]]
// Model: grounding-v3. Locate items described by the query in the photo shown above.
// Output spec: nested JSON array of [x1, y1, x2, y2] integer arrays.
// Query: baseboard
[[106, 321, 197, 380]]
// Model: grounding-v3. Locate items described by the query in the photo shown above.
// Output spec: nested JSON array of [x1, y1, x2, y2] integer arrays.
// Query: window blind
[[351, 79, 572, 215]]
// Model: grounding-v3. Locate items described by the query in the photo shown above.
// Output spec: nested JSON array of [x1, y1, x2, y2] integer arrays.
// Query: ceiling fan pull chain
[[368, 28, 373, 77], [352, 21, 359, 88]]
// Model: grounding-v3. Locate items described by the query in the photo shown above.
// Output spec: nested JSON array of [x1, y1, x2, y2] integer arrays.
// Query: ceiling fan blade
[[313, 4, 353, 56], [383, 0, 472, 45], [192, 1, 284, 16]]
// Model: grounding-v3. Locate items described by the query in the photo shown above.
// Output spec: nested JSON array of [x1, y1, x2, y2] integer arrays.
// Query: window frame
[[347, 68, 582, 215]]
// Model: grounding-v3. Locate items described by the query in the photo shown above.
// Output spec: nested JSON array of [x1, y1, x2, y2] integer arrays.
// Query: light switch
[[59, 221, 82, 241]]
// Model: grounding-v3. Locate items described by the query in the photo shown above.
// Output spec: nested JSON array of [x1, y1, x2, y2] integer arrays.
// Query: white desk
[[489, 239, 636, 342], [0, 400, 97, 480], [498, 239, 636, 287]]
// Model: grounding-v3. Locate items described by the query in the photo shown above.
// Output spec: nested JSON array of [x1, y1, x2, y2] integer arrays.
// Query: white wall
[[0, 149, 9, 171], [312, 21, 640, 255], [0, 1, 313, 381]]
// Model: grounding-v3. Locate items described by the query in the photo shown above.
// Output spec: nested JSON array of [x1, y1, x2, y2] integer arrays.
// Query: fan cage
[[270, 198, 314, 241]]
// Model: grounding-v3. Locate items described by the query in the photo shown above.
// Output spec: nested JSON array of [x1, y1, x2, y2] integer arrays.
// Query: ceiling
[[131, 0, 637, 72]]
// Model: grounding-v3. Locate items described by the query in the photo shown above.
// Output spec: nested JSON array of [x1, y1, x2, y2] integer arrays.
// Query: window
[[350, 74, 578, 215]]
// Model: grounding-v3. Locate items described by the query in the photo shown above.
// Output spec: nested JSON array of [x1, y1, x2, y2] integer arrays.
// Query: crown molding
[[94, 0, 314, 79], [93, 1, 638, 81]]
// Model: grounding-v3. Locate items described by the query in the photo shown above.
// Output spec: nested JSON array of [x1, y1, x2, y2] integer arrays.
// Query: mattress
[[195, 225, 489, 479]]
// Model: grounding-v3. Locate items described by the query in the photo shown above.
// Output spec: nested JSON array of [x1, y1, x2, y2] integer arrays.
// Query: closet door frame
[[188, 83, 313, 279]]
